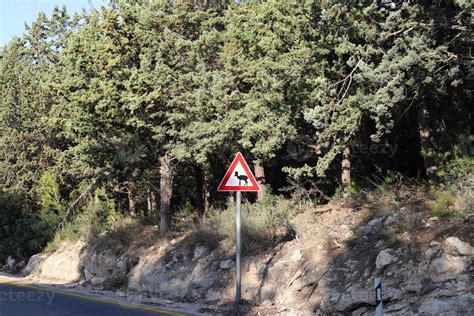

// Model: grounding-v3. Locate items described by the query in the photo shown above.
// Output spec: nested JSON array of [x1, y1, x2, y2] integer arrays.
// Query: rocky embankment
[[16, 202, 474, 315]]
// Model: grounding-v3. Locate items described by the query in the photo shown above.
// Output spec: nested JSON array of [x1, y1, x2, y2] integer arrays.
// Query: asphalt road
[[0, 278, 185, 316]]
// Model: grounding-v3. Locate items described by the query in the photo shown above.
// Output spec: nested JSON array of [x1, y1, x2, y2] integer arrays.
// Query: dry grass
[[187, 194, 299, 255]]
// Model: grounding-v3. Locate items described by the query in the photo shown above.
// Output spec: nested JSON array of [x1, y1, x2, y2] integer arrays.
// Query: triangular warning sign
[[218, 152, 260, 192]]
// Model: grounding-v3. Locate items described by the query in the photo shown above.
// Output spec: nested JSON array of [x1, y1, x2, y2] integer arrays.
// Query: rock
[[429, 241, 441, 247], [34, 241, 86, 283], [418, 294, 473, 315], [193, 244, 207, 260], [404, 281, 422, 293], [23, 253, 48, 275], [334, 293, 352, 312], [366, 218, 383, 233], [6, 256, 16, 271], [349, 286, 372, 305], [330, 224, 354, 242], [219, 259, 233, 270], [205, 289, 221, 303], [383, 286, 404, 300], [429, 253, 466, 281], [82, 248, 131, 288], [84, 269, 93, 282], [386, 303, 405, 312], [375, 249, 398, 270], [290, 250, 302, 262], [116, 290, 127, 297], [90, 276, 106, 286], [290, 273, 317, 291], [352, 307, 367, 316], [443, 237, 474, 256], [334, 286, 372, 312], [116, 258, 126, 271], [424, 247, 438, 259], [400, 231, 411, 242]]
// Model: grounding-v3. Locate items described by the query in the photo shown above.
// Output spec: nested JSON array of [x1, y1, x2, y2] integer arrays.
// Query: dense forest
[[0, 0, 472, 261]]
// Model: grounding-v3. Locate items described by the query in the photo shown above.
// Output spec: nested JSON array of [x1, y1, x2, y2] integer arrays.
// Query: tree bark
[[147, 185, 157, 219], [254, 159, 266, 201], [127, 182, 137, 218], [194, 165, 206, 218], [151, 189, 157, 218], [146, 187, 151, 218], [341, 145, 351, 191], [159, 153, 172, 234], [417, 101, 438, 182]]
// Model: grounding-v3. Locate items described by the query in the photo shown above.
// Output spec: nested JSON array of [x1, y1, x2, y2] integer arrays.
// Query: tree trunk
[[194, 165, 208, 219], [146, 187, 151, 218], [127, 182, 137, 218], [341, 145, 351, 191], [417, 101, 438, 182], [151, 189, 157, 219], [147, 185, 157, 219], [159, 153, 172, 234], [254, 159, 266, 201]]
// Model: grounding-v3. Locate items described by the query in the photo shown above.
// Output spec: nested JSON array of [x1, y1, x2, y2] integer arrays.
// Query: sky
[[0, 0, 104, 46]]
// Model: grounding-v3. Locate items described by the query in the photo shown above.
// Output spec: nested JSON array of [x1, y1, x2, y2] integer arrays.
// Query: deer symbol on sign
[[234, 171, 248, 186]]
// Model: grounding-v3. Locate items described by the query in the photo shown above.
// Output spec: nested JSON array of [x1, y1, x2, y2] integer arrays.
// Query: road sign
[[217, 152, 260, 192], [218, 152, 260, 304]]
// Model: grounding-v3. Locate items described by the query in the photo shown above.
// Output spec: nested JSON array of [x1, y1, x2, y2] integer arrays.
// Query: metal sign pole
[[236, 191, 242, 304], [374, 277, 383, 316]]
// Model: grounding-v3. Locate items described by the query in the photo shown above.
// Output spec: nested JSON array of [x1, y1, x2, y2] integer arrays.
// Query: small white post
[[235, 191, 241, 304], [374, 277, 383, 316]]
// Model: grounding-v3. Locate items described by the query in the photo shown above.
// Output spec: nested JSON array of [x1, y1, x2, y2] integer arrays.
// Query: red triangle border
[[217, 152, 260, 192]]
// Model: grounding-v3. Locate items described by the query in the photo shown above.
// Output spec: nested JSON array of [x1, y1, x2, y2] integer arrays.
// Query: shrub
[[190, 193, 298, 255], [45, 187, 121, 251], [0, 191, 45, 261], [432, 155, 474, 218]]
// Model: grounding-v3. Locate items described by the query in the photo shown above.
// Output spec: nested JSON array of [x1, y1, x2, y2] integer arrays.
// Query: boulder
[[81, 248, 131, 288], [205, 289, 221, 303], [443, 237, 474, 256], [6, 256, 15, 271], [351, 307, 368, 316], [418, 294, 473, 315], [333, 286, 373, 312], [429, 254, 465, 281], [193, 244, 207, 260], [219, 259, 234, 270], [35, 241, 86, 283], [334, 293, 353, 312], [375, 249, 398, 270], [365, 218, 383, 233]]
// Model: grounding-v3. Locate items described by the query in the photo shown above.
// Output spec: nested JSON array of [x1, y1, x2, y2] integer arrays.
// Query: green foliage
[[37, 171, 62, 211], [0, 191, 45, 261], [432, 155, 474, 218], [174, 201, 196, 224], [333, 182, 359, 199], [45, 187, 119, 251], [431, 189, 458, 219]]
